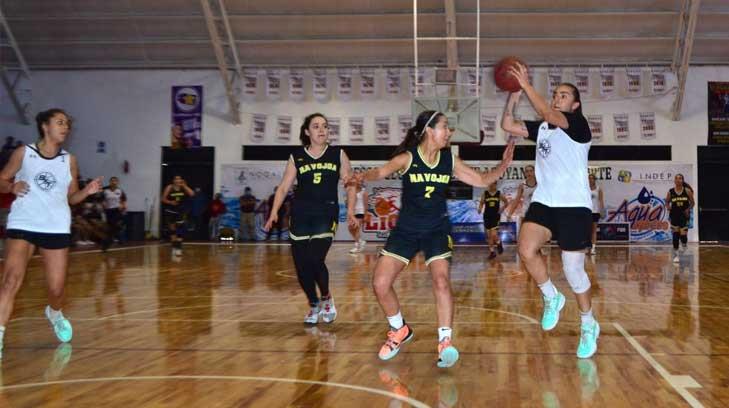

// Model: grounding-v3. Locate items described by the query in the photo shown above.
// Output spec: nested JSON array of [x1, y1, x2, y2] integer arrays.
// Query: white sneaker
[[358, 239, 366, 250], [304, 307, 319, 324], [349, 244, 360, 254], [319, 296, 337, 323], [673, 254, 680, 264]]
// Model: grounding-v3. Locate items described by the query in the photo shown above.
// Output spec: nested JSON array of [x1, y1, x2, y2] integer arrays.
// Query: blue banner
[[171, 85, 203, 148]]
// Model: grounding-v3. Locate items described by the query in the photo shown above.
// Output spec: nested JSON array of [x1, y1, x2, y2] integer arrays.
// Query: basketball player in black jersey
[[161, 175, 194, 256], [479, 182, 509, 259], [265, 113, 356, 324], [353, 110, 514, 368], [666, 173, 694, 263]]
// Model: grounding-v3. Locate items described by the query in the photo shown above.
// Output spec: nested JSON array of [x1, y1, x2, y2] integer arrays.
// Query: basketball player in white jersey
[[501, 64, 600, 359], [507, 164, 537, 221], [0, 109, 103, 358], [348, 181, 368, 253]]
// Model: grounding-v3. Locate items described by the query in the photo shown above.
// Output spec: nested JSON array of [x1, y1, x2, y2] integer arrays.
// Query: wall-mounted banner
[[277, 116, 292, 142], [397, 115, 412, 142], [639, 112, 656, 140], [288, 69, 305, 101], [243, 69, 258, 100], [548, 67, 562, 95], [348, 117, 364, 143], [651, 68, 667, 94], [337, 69, 353, 100], [386, 68, 401, 97], [587, 114, 603, 143], [328, 117, 340, 144], [708, 82, 729, 145], [613, 113, 629, 142], [266, 70, 281, 100], [171, 85, 202, 148], [250, 114, 267, 143], [360, 68, 376, 98], [463, 68, 480, 98], [481, 113, 497, 141], [626, 67, 642, 96], [375, 117, 391, 144], [574, 67, 590, 95], [313, 69, 329, 102], [410, 67, 425, 97], [600, 67, 615, 97]]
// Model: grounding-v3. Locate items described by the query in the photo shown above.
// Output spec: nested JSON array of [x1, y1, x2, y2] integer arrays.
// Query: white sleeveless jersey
[[590, 186, 601, 213], [8, 144, 72, 233], [532, 121, 592, 208], [354, 190, 366, 214], [522, 181, 537, 209]]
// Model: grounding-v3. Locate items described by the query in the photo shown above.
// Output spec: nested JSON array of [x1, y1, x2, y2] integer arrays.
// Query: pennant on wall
[[250, 114, 267, 143], [288, 70, 305, 101], [386, 69, 401, 97], [349, 117, 364, 143], [587, 114, 603, 143], [574, 67, 590, 95], [375, 117, 391, 143], [410, 68, 425, 97], [397, 115, 412, 142], [337, 69, 353, 100], [613, 113, 629, 142], [328, 117, 340, 144], [626, 67, 642, 96], [266, 70, 281, 100], [277, 115, 292, 142], [548, 67, 563, 95], [313, 69, 329, 102], [243, 69, 258, 100], [651, 68, 667, 94], [600, 68, 615, 97], [481, 113, 496, 141], [463, 68, 480, 97], [360, 68, 376, 98], [640, 112, 656, 140]]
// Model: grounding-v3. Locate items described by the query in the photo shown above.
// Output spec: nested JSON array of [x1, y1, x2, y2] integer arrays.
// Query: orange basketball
[[493, 56, 527, 92]]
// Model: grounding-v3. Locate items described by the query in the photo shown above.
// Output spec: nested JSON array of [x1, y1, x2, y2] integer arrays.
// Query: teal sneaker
[[46, 306, 73, 343], [576, 320, 600, 359], [437, 338, 459, 368], [541, 291, 566, 331]]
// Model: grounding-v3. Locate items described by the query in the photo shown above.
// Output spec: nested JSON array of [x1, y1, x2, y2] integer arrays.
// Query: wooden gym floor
[[0, 241, 727, 407]]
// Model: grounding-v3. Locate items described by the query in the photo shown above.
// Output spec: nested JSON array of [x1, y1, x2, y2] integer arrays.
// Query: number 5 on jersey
[[424, 186, 435, 198], [313, 173, 322, 184]]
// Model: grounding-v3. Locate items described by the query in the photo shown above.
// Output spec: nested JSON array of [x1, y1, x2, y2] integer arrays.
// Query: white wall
[[2, 66, 728, 239]]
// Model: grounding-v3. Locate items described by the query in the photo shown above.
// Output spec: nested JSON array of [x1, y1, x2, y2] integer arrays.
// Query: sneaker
[[437, 337, 459, 368], [304, 307, 319, 324], [488, 251, 497, 260], [673, 254, 680, 264], [378, 324, 414, 361], [45, 306, 73, 343], [497, 241, 504, 254], [349, 243, 360, 254], [541, 291, 566, 331], [358, 239, 366, 250], [319, 296, 337, 323], [576, 320, 600, 359]]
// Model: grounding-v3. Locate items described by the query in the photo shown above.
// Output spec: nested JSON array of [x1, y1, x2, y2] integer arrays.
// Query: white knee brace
[[562, 251, 591, 294]]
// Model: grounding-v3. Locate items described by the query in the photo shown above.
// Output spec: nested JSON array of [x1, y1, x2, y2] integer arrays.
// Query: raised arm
[[500, 91, 529, 139], [509, 63, 570, 129]]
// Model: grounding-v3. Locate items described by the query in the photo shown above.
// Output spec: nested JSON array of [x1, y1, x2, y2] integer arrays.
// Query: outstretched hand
[[502, 141, 515, 166], [84, 177, 104, 195], [263, 214, 278, 231]]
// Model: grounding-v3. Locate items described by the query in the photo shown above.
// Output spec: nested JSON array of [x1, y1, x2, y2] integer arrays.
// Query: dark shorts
[[523, 202, 592, 251], [163, 209, 185, 226], [355, 214, 365, 220], [381, 225, 453, 266], [670, 212, 688, 230], [483, 216, 500, 231], [592, 213, 600, 223], [7, 229, 71, 249], [289, 213, 337, 240]]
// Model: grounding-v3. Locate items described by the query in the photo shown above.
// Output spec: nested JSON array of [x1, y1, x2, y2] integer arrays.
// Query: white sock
[[387, 311, 404, 330], [438, 327, 452, 342], [46, 306, 63, 321], [538, 279, 558, 298], [580, 309, 595, 325]]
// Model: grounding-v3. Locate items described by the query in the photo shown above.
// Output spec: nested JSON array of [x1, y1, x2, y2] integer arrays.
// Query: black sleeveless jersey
[[396, 146, 453, 231], [291, 145, 341, 216], [482, 190, 501, 220], [669, 188, 690, 217], [165, 187, 188, 211]]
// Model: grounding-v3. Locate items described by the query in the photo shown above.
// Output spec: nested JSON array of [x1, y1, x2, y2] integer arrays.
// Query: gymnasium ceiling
[[1, 0, 728, 70]]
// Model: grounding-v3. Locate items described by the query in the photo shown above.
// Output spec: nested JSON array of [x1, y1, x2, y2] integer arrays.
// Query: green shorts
[[381, 226, 453, 266], [289, 213, 337, 241]]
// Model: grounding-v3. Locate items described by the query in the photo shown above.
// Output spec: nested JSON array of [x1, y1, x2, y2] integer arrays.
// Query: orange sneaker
[[378, 324, 414, 361], [437, 337, 459, 368]]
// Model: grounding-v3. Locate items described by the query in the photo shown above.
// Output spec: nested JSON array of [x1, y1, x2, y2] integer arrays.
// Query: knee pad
[[561, 251, 591, 294]]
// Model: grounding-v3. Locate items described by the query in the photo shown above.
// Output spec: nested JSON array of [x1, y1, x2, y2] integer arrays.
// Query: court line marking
[[0, 375, 431, 408], [613, 322, 704, 408], [10, 316, 535, 325]]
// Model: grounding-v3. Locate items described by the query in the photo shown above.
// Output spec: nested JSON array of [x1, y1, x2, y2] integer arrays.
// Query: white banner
[[640, 112, 656, 140], [463, 68, 480, 97], [288, 70, 305, 101], [600, 67, 615, 97], [328, 117, 340, 144], [574, 67, 590, 95], [386, 68, 401, 97], [243, 69, 258, 100], [481, 113, 497, 141], [651, 68, 667, 94], [375, 117, 391, 143], [250, 114, 267, 143], [349, 117, 364, 143], [626, 67, 642, 96], [360, 68, 376, 98], [410, 68, 425, 97], [548, 67, 563, 95], [337, 69, 353, 100], [313, 69, 329, 102], [613, 113, 629, 142], [266, 70, 281, 100], [397, 115, 412, 142], [587, 114, 603, 143], [276, 115, 292, 142]]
